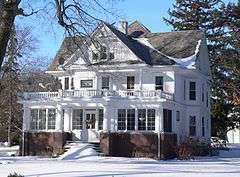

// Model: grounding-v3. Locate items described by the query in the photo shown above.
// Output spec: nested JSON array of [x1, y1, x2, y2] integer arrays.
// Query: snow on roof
[[135, 37, 202, 69]]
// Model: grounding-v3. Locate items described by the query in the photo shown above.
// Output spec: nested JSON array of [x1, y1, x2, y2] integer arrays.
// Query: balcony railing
[[22, 89, 174, 101]]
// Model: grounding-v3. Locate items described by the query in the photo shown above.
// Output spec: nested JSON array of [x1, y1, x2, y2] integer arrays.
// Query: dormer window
[[92, 45, 114, 62]]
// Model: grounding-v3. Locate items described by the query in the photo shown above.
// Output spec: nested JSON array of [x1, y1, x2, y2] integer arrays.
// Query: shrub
[[175, 137, 214, 160], [7, 172, 24, 177]]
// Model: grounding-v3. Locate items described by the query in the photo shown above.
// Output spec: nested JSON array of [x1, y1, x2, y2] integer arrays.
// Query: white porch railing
[[22, 90, 174, 100]]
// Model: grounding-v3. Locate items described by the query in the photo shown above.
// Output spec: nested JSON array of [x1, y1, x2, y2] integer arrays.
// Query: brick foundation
[[100, 132, 177, 159], [21, 132, 72, 156]]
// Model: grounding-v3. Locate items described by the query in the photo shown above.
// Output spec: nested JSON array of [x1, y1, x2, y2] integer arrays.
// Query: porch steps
[[59, 141, 103, 160]]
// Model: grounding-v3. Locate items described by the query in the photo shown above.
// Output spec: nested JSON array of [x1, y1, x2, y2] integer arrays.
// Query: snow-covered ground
[[0, 144, 240, 177]]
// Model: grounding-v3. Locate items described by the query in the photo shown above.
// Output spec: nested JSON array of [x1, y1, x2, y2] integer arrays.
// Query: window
[[30, 109, 46, 130], [163, 109, 172, 132], [80, 80, 93, 88], [72, 109, 83, 130], [176, 111, 180, 122], [206, 91, 209, 107], [147, 109, 155, 130], [64, 77, 69, 90], [92, 52, 98, 61], [189, 81, 196, 100], [109, 52, 114, 60], [189, 116, 196, 136], [127, 76, 135, 90], [100, 46, 107, 60], [202, 117, 205, 137], [138, 109, 146, 130], [118, 109, 126, 130], [71, 78, 74, 90], [48, 109, 56, 130], [155, 76, 163, 90], [127, 109, 135, 130], [102, 76, 110, 90], [38, 109, 46, 130], [184, 80, 186, 100], [202, 84, 205, 102], [30, 109, 38, 130], [92, 45, 114, 61], [98, 109, 104, 130]]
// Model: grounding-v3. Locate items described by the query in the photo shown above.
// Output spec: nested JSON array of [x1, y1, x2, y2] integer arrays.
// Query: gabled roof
[[128, 21, 151, 38], [48, 21, 205, 71], [48, 36, 85, 71]]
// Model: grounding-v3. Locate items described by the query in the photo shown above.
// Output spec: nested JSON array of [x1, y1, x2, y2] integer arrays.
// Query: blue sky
[[16, 0, 238, 63]]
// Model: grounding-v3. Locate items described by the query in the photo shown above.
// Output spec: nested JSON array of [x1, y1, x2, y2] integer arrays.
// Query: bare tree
[[0, 0, 117, 71]]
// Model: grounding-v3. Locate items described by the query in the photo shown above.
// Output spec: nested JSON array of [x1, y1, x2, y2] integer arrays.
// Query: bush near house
[[7, 172, 24, 177], [175, 138, 216, 160]]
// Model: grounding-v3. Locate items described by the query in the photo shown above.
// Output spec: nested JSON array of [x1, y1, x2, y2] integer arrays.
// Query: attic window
[[92, 45, 114, 62]]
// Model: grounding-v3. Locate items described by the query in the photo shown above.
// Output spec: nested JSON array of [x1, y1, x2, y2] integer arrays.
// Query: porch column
[[56, 104, 63, 131], [64, 107, 71, 132], [22, 107, 31, 131], [135, 108, 138, 131], [159, 107, 164, 132], [103, 105, 110, 131]]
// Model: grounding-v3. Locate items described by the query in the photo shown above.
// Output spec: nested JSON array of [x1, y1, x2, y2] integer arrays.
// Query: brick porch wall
[[21, 132, 72, 156], [100, 132, 177, 159]]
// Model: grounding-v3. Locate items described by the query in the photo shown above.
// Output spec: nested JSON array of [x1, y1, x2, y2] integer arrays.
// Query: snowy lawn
[[0, 144, 240, 177]]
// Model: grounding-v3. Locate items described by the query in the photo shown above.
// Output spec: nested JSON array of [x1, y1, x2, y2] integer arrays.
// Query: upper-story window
[[81, 80, 93, 88], [127, 76, 135, 90], [71, 78, 74, 90], [92, 45, 114, 62], [102, 76, 110, 90], [189, 81, 196, 100], [64, 77, 69, 90], [155, 76, 163, 91], [206, 91, 209, 107]]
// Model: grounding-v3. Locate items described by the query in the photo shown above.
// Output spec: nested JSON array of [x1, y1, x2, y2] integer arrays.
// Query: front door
[[83, 110, 99, 142], [86, 113, 96, 129]]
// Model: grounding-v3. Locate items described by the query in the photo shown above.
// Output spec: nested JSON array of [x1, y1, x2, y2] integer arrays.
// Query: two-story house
[[20, 21, 211, 157]]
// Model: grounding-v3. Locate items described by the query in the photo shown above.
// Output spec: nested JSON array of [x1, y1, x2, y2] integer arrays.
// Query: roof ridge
[[129, 20, 151, 33]]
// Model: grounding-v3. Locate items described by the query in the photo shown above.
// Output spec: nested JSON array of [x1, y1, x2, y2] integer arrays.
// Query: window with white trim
[[138, 109, 146, 130], [64, 77, 69, 90], [147, 109, 155, 130], [127, 76, 135, 90], [30, 109, 55, 130], [47, 109, 56, 130], [92, 45, 114, 61], [155, 76, 163, 91], [127, 109, 135, 130], [72, 109, 83, 130], [80, 80, 93, 88], [189, 81, 196, 100], [117, 109, 126, 130], [71, 77, 74, 90], [189, 116, 196, 136], [102, 76, 110, 90]]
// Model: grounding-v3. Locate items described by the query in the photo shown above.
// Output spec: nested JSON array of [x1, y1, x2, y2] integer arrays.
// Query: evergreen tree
[[164, 0, 236, 138]]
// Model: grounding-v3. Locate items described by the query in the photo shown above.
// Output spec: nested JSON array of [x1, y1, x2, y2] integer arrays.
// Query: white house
[[19, 21, 211, 156]]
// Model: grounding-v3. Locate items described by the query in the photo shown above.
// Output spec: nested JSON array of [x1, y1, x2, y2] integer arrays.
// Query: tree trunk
[[0, 0, 21, 71]]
